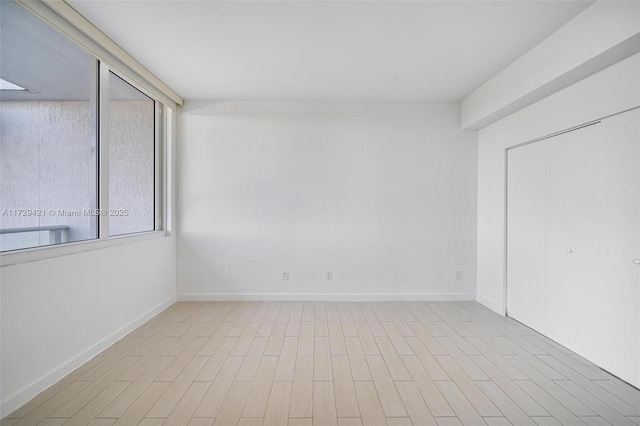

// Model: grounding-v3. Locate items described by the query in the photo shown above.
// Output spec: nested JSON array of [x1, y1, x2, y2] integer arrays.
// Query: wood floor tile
[[366, 356, 407, 418], [401, 356, 454, 417], [338, 417, 363, 426], [65, 381, 130, 426], [5, 301, 640, 426], [290, 356, 314, 418], [242, 355, 279, 417], [375, 336, 411, 381], [114, 381, 171, 426], [298, 321, 315, 356], [263, 381, 293, 426], [396, 380, 437, 425], [344, 336, 372, 381], [289, 418, 313, 426], [275, 336, 299, 381], [213, 381, 252, 426], [313, 381, 338, 426], [236, 336, 270, 382], [196, 335, 239, 380], [52, 356, 139, 418], [314, 336, 333, 381], [100, 356, 173, 418], [193, 355, 244, 418], [475, 380, 535, 426], [354, 322, 380, 355], [164, 381, 211, 426], [353, 382, 386, 426], [436, 381, 486, 425], [146, 355, 208, 417], [435, 355, 501, 417], [332, 356, 360, 418]]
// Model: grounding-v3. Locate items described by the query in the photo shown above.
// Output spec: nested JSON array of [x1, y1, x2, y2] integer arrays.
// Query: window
[[0, 1, 97, 251], [108, 72, 156, 236], [0, 2, 163, 253]]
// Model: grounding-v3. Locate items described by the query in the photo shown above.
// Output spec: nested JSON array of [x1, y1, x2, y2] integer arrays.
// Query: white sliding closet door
[[598, 109, 640, 387], [544, 124, 602, 362], [507, 108, 640, 388], [507, 141, 546, 332]]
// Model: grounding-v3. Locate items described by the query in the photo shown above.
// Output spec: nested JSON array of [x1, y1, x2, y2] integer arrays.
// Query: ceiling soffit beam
[[461, 1, 640, 131]]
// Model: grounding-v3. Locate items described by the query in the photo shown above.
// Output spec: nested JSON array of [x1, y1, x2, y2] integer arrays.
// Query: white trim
[[0, 295, 176, 418], [98, 61, 110, 239], [476, 294, 506, 316], [154, 103, 163, 231], [178, 293, 476, 302], [0, 230, 167, 267], [88, 57, 99, 239], [164, 108, 175, 234]]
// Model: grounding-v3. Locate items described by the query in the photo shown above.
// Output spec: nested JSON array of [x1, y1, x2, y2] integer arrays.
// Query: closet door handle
[[567, 248, 573, 254], [633, 258, 640, 265]]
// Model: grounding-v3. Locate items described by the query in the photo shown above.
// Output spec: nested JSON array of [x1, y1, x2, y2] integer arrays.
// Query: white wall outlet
[[327, 271, 333, 280], [455, 271, 462, 280], [282, 270, 289, 280]]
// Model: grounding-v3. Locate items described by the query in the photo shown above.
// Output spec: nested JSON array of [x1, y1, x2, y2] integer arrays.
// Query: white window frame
[[0, 0, 181, 266]]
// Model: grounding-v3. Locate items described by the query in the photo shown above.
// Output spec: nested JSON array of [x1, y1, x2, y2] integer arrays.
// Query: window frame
[[0, 0, 179, 266], [100, 62, 162, 238]]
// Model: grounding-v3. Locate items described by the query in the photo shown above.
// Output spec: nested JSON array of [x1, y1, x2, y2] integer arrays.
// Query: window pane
[[0, 1, 97, 252], [108, 72, 155, 236]]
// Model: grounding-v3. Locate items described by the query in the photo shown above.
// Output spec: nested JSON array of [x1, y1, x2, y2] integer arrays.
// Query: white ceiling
[[67, 0, 594, 102]]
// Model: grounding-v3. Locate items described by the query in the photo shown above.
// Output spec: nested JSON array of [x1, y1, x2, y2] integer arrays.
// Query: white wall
[[0, 108, 179, 417], [0, 238, 176, 415], [476, 53, 640, 314], [178, 101, 477, 300]]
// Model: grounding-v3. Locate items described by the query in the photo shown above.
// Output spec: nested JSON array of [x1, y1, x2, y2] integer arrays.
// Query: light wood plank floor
[[3, 301, 640, 426]]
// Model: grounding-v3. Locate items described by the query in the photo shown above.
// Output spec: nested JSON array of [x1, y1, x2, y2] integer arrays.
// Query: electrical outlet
[[327, 271, 333, 280], [455, 271, 462, 280], [282, 270, 289, 280]]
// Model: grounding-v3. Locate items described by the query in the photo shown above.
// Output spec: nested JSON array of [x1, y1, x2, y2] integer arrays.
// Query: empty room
[[0, 0, 639, 425]]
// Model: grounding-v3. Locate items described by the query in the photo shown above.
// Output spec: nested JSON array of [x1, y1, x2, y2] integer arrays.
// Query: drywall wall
[[0, 237, 176, 416], [462, 0, 640, 129], [0, 107, 179, 417], [476, 53, 640, 314], [178, 102, 477, 300]]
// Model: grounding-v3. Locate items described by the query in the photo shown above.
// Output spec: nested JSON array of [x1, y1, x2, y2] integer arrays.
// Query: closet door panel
[[545, 124, 601, 362], [507, 142, 547, 332], [599, 108, 640, 387]]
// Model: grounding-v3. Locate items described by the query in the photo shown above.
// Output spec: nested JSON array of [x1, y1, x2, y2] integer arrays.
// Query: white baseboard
[[178, 293, 476, 302], [1, 295, 176, 418], [476, 294, 506, 316]]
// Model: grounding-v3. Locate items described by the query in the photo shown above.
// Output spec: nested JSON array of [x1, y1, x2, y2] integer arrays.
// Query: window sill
[[0, 230, 168, 267]]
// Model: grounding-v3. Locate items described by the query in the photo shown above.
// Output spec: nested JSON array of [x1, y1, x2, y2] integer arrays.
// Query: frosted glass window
[[0, 1, 97, 252], [108, 72, 155, 236]]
